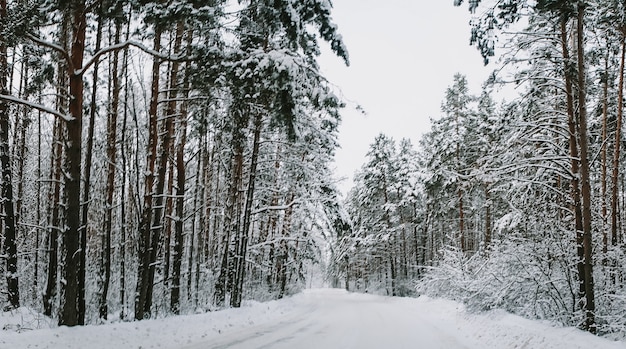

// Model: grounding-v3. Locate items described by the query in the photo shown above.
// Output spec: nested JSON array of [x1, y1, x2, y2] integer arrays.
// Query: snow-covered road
[[2, 288, 625, 348], [191, 289, 472, 349], [184, 289, 625, 349]]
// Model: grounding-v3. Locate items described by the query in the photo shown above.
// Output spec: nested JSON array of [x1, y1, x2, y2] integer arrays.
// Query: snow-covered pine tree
[[213, 0, 349, 308]]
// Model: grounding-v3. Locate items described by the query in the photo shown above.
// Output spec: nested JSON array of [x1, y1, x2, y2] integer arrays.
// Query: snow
[[1, 289, 624, 348]]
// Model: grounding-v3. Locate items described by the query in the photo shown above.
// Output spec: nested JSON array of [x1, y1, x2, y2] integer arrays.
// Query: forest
[[0, 0, 349, 327], [331, 0, 626, 339], [2, 0, 626, 342]]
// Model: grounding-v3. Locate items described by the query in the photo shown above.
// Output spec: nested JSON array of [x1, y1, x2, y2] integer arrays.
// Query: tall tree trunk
[[190, 136, 203, 307], [44, 116, 63, 317], [163, 157, 174, 297], [388, 242, 397, 296], [484, 184, 491, 248], [455, 106, 465, 252], [81, 8, 103, 322], [202, 133, 214, 270], [120, 96, 128, 321], [415, 203, 425, 276], [170, 24, 191, 314], [575, 4, 595, 333], [277, 191, 295, 299], [119, 9, 131, 320], [611, 31, 625, 248], [560, 15, 585, 316], [180, 28, 195, 309], [263, 145, 281, 292], [0, 0, 19, 310], [135, 27, 162, 321], [170, 98, 187, 314], [15, 50, 30, 287], [58, 0, 87, 327], [458, 191, 465, 251], [601, 46, 610, 255], [214, 114, 245, 307], [231, 113, 263, 307], [208, 133, 223, 271], [401, 227, 408, 280], [99, 19, 120, 321], [35, 103, 42, 304], [382, 174, 396, 296]]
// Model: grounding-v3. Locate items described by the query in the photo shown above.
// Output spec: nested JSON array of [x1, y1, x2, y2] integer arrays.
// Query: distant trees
[[339, 134, 423, 296]]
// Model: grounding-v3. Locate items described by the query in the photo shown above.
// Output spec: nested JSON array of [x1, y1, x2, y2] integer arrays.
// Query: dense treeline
[[331, 0, 626, 339], [0, 0, 348, 325]]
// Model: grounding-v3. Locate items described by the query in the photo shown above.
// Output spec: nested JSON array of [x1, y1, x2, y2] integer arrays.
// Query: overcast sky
[[318, 1, 496, 195]]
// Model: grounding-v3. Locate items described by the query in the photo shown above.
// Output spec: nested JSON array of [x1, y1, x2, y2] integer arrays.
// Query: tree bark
[[35, 102, 42, 304], [575, 4, 595, 333], [232, 113, 263, 307], [214, 113, 245, 307], [0, 0, 20, 310], [601, 44, 610, 255], [560, 15, 585, 316], [81, 8, 103, 322], [119, 10, 132, 320], [484, 184, 491, 248], [15, 50, 30, 299], [99, 19, 121, 321], [163, 155, 174, 297], [611, 31, 625, 248], [135, 27, 162, 321], [190, 135, 203, 307], [170, 23, 190, 314], [170, 98, 187, 314], [43, 116, 63, 317], [60, 0, 87, 326]]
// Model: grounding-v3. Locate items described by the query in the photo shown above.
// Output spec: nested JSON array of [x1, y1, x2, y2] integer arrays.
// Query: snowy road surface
[[2, 288, 625, 348], [188, 289, 472, 349]]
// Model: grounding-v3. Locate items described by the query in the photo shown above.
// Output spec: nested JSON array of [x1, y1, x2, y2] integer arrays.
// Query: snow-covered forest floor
[[1, 288, 624, 349]]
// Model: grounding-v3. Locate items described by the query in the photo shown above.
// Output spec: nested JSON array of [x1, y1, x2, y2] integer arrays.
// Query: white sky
[[318, 1, 496, 195]]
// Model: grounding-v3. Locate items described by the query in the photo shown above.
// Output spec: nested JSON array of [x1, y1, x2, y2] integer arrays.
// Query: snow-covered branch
[[248, 236, 308, 249], [27, 34, 192, 76], [252, 200, 298, 215], [79, 40, 192, 75], [0, 94, 73, 121], [157, 96, 212, 105], [26, 34, 72, 69]]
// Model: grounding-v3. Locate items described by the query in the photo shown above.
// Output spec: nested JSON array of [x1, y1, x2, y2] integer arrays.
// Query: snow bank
[[411, 295, 625, 349], [0, 297, 302, 349]]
